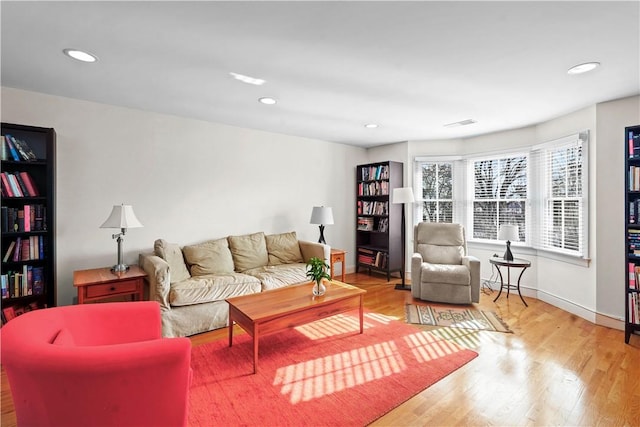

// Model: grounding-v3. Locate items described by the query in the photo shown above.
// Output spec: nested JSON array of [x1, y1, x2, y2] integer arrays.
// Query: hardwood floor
[[2, 273, 639, 426]]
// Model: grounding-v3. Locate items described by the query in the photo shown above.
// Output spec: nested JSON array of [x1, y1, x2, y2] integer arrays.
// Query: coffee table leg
[[228, 311, 233, 347], [253, 327, 259, 374], [359, 295, 364, 334]]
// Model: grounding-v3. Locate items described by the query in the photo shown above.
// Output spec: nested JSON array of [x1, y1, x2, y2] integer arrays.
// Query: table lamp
[[310, 206, 334, 244], [498, 224, 519, 261], [100, 204, 143, 272]]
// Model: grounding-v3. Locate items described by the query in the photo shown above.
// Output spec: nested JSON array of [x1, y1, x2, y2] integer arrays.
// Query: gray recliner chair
[[411, 222, 480, 304]]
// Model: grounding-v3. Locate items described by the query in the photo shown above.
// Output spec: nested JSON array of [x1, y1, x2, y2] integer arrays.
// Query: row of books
[[628, 130, 640, 159], [358, 181, 389, 196], [359, 164, 390, 182], [629, 229, 640, 255], [1, 204, 47, 233], [629, 200, 640, 224], [1, 301, 43, 324], [1, 134, 38, 162], [357, 200, 388, 215], [3, 236, 46, 262], [357, 217, 374, 231], [629, 292, 640, 325], [357, 248, 388, 268], [1, 266, 45, 299], [1, 171, 40, 197], [628, 263, 640, 290]]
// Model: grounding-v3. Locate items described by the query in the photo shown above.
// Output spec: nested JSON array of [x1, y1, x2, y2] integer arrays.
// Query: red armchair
[[1, 301, 192, 427]]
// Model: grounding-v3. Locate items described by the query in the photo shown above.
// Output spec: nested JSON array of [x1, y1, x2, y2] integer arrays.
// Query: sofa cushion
[[417, 243, 464, 265], [169, 273, 261, 306], [420, 263, 470, 286], [182, 238, 234, 276], [266, 231, 304, 265], [228, 232, 269, 272], [243, 263, 308, 291], [154, 239, 191, 283]]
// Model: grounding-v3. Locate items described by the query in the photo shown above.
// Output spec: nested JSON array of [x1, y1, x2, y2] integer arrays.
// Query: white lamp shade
[[392, 187, 415, 204], [310, 206, 334, 225], [498, 224, 519, 242], [100, 204, 143, 229]]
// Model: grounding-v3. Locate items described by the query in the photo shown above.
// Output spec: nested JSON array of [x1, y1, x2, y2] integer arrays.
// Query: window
[[532, 132, 587, 256], [471, 155, 527, 241], [417, 161, 454, 222]]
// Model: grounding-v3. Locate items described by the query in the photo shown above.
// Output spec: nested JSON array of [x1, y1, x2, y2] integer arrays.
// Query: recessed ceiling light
[[444, 119, 477, 128], [567, 62, 600, 75], [258, 97, 277, 105], [364, 123, 379, 129], [63, 48, 98, 63], [230, 72, 265, 86]]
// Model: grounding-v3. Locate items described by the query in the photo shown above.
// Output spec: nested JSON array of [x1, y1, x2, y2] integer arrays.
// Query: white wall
[[1, 87, 367, 305], [595, 96, 640, 325]]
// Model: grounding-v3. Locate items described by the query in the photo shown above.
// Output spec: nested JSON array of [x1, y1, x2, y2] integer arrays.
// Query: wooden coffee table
[[226, 280, 366, 374]]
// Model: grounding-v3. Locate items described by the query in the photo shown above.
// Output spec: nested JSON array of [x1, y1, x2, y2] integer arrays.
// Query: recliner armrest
[[462, 255, 481, 303], [411, 253, 423, 298]]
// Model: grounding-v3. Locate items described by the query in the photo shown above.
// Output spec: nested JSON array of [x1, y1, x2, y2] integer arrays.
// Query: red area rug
[[188, 311, 478, 426]]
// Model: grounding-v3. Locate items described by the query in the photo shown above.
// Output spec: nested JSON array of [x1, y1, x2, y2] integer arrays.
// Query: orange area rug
[[188, 311, 477, 426]]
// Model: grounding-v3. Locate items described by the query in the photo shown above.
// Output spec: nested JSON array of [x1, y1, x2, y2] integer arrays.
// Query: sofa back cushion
[[182, 238, 235, 276], [228, 232, 269, 272], [266, 231, 304, 265], [154, 239, 191, 283]]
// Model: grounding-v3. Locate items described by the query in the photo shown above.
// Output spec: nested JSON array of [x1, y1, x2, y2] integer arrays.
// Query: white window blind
[[471, 154, 527, 242], [531, 132, 588, 257]]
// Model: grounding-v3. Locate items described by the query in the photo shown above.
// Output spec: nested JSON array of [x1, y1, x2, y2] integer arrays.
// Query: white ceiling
[[1, 1, 639, 148]]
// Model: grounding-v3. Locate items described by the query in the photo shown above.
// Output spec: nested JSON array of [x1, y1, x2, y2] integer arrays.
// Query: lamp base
[[318, 224, 326, 244], [503, 241, 514, 261], [111, 264, 130, 273], [394, 283, 411, 291]]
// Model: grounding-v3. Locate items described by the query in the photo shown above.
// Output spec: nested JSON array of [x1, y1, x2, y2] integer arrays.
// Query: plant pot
[[312, 280, 326, 296]]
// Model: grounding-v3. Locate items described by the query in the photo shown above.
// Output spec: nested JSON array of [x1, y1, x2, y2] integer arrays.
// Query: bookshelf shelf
[[355, 161, 403, 280], [1, 122, 56, 321], [625, 124, 640, 343]]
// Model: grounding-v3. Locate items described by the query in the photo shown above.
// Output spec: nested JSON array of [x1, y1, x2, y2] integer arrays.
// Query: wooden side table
[[73, 265, 147, 304], [330, 249, 347, 282]]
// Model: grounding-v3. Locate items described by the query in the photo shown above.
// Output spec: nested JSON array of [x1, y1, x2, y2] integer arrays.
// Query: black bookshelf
[[355, 161, 403, 281], [1, 123, 56, 322], [625, 124, 640, 343]]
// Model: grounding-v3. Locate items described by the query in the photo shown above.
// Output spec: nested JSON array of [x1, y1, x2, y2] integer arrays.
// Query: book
[[3, 240, 16, 262], [23, 204, 31, 232], [1, 136, 7, 161], [1, 275, 8, 299], [0, 172, 14, 197], [19, 171, 39, 196], [12, 237, 21, 262], [10, 137, 37, 161], [2, 306, 16, 322], [3, 134, 21, 161], [6, 173, 24, 197], [32, 267, 44, 295]]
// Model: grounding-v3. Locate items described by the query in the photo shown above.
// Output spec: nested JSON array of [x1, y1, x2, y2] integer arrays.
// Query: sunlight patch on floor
[[272, 340, 406, 404], [405, 331, 466, 362], [294, 312, 394, 340]]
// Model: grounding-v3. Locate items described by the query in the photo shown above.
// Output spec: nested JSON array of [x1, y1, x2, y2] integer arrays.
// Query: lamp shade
[[100, 204, 143, 229], [392, 187, 415, 204], [309, 206, 334, 225], [498, 224, 519, 242]]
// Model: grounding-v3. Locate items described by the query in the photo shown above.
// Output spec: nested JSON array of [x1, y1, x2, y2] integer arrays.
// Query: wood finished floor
[[2, 272, 639, 426]]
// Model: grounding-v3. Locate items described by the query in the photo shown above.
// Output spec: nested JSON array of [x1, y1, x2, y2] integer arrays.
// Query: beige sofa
[[139, 231, 330, 337]]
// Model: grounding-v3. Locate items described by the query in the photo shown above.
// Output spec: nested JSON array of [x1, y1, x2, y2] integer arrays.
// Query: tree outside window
[[420, 162, 453, 222]]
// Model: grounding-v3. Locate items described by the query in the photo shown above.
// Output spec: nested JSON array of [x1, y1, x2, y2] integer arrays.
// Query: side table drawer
[[86, 280, 139, 298]]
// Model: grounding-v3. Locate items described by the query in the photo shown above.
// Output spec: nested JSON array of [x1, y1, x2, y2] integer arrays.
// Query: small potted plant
[[306, 256, 331, 296]]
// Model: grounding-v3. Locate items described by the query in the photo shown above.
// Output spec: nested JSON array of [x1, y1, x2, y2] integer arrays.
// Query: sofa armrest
[[462, 255, 481, 303], [411, 253, 423, 299], [139, 253, 171, 310], [299, 240, 331, 264]]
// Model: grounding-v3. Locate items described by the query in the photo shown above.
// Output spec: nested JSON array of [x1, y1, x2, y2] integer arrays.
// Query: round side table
[[489, 257, 531, 306]]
